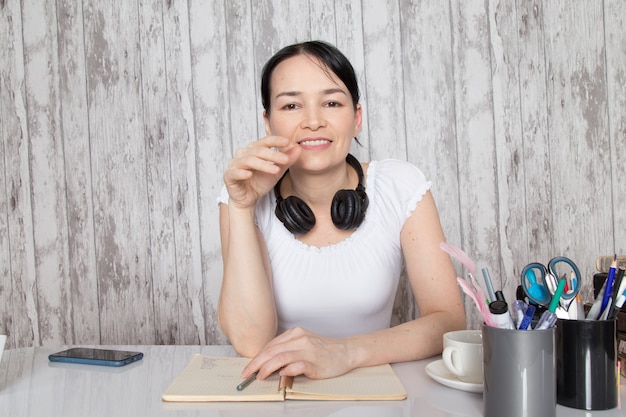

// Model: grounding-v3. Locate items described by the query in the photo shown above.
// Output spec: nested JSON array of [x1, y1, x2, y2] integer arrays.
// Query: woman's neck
[[283, 162, 355, 206]]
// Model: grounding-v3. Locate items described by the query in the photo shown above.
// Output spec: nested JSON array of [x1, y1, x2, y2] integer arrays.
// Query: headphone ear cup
[[330, 189, 369, 230], [275, 196, 316, 235]]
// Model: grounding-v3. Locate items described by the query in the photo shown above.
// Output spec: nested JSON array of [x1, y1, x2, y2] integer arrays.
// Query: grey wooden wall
[[1, 0, 624, 349]]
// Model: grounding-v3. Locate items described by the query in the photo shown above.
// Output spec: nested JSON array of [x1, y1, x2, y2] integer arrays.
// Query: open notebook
[[162, 355, 407, 402]]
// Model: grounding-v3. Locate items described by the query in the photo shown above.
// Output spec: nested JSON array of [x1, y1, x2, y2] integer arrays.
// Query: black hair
[[260, 41, 360, 115]]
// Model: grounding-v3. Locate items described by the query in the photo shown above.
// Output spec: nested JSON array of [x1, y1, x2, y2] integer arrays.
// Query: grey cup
[[482, 324, 556, 417]]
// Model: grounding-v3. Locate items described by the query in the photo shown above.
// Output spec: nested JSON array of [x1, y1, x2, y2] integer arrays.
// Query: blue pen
[[518, 305, 536, 330], [600, 256, 618, 316]]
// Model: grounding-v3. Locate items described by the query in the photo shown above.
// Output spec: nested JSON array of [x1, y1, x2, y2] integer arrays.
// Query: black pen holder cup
[[482, 324, 556, 417], [556, 318, 618, 410]]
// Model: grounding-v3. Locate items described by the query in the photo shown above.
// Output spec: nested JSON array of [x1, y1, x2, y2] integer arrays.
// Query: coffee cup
[[442, 329, 483, 383]]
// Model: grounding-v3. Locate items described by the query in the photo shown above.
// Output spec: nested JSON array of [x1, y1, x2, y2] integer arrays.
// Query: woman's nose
[[300, 106, 325, 130]]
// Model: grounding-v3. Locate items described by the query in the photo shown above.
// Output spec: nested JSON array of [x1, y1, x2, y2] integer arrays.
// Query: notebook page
[[286, 364, 406, 400], [162, 355, 283, 402]]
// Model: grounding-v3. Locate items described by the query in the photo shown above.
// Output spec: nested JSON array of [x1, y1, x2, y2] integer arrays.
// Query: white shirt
[[218, 159, 431, 338]]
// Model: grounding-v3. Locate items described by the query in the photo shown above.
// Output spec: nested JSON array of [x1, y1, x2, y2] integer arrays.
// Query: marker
[[236, 372, 257, 391], [489, 300, 514, 329], [548, 278, 566, 313], [534, 279, 567, 330]]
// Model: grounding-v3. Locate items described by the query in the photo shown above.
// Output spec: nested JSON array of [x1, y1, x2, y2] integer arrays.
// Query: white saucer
[[425, 359, 483, 393]]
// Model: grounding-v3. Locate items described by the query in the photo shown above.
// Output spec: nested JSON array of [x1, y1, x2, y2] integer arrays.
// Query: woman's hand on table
[[242, 327, 354, 380]]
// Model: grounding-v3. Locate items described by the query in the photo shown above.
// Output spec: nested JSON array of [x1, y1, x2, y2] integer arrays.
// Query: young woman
[[217, 41, 465, 381]]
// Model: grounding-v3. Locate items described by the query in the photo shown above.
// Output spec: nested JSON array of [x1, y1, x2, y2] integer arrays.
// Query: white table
[[0, 345, 624, 416]]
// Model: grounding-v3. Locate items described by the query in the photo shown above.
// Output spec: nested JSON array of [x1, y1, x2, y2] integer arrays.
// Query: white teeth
[[300, 139, 329, 146]]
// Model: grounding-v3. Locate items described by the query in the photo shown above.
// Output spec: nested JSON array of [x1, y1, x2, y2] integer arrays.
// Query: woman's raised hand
[[224, 136, 301, 209]]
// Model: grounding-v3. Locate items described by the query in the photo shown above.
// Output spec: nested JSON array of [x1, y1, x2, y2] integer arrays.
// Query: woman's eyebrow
[[323, 88, 347, 96], [275, 90, 301, 100], [275, 88, 346, 100]]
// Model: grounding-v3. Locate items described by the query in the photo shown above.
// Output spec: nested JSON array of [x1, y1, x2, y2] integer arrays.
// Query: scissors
[[521, 257, 582, 317]]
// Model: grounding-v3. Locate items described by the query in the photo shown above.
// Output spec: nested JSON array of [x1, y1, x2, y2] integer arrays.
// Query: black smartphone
[[48, 347, 144, 367]]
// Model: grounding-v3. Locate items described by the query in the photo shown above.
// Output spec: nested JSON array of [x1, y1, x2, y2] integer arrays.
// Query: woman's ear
[[263, 111, 272, 135], [353, 104, 363, 137]]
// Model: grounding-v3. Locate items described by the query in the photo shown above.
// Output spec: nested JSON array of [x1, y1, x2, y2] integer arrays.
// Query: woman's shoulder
[[367, 158, 429, 187], [366, 159, 431, 221]]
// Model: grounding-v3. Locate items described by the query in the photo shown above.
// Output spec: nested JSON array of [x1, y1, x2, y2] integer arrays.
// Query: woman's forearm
[[345, 309, 466, 369], [218, 203, 278, 357]]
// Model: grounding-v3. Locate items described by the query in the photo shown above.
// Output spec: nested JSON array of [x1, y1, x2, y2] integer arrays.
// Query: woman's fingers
[[242, 327, 349, 380]]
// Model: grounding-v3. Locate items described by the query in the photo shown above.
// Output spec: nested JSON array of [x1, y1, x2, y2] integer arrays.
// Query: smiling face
[[263, 54, 362, 172]]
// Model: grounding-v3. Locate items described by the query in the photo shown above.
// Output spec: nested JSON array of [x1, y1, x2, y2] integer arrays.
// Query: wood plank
[[83, 1, 155, 344], [542, 1, 611, 302], [137, 0, 182, 344], [161, 0, 206, 345], [309, 0, 336, 42], [0, 0, 39, 348], [225, 0, 258, 151], [449, 1, 499, 328], [486, 0, 527, 299], [188, 0, 231, 344], [516, 0, 554, 267], [21, 0, 73, 346], [0, 1, 13, 342], [56, 0, 100, 345], [605, 0, 626, 256]]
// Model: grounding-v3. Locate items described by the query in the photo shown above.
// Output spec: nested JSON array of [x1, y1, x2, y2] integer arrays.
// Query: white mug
[[442, 329, 483, 383]]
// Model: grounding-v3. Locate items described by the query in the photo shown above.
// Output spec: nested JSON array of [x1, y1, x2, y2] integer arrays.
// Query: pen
[[236, 372, 258, 391], [614, 293, 626, 312], [608, 267, 626, 320], [511, 300, 527, 329], [482, 267, 497, 304], [587, 277, 607, 320], [600, 255, 618, 316], [518, 305, 536, 330]]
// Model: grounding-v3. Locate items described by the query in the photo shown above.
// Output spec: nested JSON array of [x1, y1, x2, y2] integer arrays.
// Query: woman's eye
[[283, 103, 298, 110], [326, 101, 342, 108]]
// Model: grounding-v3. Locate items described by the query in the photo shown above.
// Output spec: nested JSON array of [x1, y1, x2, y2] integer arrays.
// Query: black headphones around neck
[[274, 153, 369, 235]]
